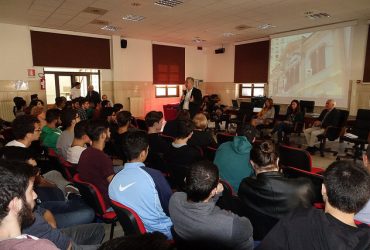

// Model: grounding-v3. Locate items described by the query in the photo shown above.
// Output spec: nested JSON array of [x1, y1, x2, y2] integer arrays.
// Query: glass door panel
[[74, 75, 88, 97], [58, 75, 72, 100], [45, 74, 56, 104]]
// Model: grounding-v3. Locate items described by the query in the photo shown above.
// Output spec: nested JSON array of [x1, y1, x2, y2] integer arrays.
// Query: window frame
[[155, 84, 180, 98], [239, 83, 265, 98]]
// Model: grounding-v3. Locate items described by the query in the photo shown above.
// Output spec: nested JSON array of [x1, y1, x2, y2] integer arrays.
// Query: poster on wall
[[14, 80, 29, 90]]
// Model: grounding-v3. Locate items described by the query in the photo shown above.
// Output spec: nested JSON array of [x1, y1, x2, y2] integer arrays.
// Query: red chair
[[73, 174, 117, 239], [110, 200, 146, 235], [279, 144, 323, 174]]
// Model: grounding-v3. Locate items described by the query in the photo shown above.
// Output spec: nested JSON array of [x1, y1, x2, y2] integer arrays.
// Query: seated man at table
[[303, 99, 340, 154], [257, 160, 370, 250], [214, 125, 257, 192], [169, 160, 254, 250]]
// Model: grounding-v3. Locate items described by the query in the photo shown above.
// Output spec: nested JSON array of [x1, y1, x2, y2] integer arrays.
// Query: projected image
[[269, 27, 352, 107]]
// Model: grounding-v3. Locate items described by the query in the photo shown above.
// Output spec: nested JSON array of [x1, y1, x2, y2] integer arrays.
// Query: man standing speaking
[[180, 77, 202, 118]]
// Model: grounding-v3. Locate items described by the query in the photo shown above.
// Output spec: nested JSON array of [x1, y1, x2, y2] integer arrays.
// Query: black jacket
[[86, 90, 101, 106], [180, 87, 202, 118], [318, 108, 340, 128]]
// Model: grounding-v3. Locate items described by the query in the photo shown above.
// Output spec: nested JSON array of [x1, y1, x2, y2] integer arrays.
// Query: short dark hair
[[176, 110, 191, 121], [145, 111, 163, 127], [11, 115, 40, 140], [55, 97, 65, 107], [101, 107, 114, 121], [86, 120, 109, 141], [0, 160, 38, 223], [74, 120, 89, 139], [250, 141, 277, 168], [185, 160, 219, 202], [113, 103, 123, 113], [236, 124, 257, 143], [101, 100, 110, 108], [0, 146, 34, 162], [78, 97, 89, 106], [176, 120, 194, 139], [60, 108, 77, 130], [122, 130, 148, 161], [116, 111, 132, 127], [323, 160, 370, 213], [45, 108, 61, 123]]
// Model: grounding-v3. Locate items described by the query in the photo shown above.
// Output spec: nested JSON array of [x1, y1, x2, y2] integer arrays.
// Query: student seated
[[109, 130, 173, 239], [40, 108, 62, 153], [57, 108, 80, 160], [66, 120, 90, 164], [354, 146, 370, 224], [214, 125, 257, 192], [162, 109, 191, 138], [257, 160, 370, 250], [169, 160, 254, 250], [188, 113, 217, 149]]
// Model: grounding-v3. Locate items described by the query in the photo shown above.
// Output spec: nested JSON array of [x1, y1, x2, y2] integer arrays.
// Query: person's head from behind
[[12, 115, 41, 143], [116, 111, 132, 128], [145, 111, 163, 132], [45, 108, 61, 127], [74, 120, 91, 144], [113, 103, 124, 113], [0, 160, 38, 229], [14, 97, 26, 111], [176, 119, 194, 140], [185, 161, 219, 202], [236, 124, 257, 143], [323, 160, 370, 214], [88, 85, 94, 92], [176, 110, 191, 121], [250, 141, 278, 173], [0, 146, 37, 167], [290, 99, 300, 112], [192, 113, 208, 130], [122, 130, 149, 162], [101, 107, 115, 123], [86, 120, 110, 143], [101, 100, 111, 108], [55, 96, 66, 109], [60, 108, 79, 130], [79, 97, 90, 110], [73, 82, 81, 89]]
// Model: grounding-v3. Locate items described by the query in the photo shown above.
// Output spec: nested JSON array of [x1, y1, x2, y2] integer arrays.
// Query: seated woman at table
[[251, 98, 275, 127], [270, 99, 303, 143]]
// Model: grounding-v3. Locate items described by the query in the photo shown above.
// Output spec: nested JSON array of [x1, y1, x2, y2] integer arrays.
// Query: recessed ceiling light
[[101, 25, 119, 32], [122, 14, 145, 21], [235, 25, 251, 31], [131, 2, 141, 7], [83, 7, 108, 15], [154, 0, 183, 8], [192, 37, 206, 43], [304, 11, 331, 19], [222, 32, 235, 37], [257, 24, 276, 30]]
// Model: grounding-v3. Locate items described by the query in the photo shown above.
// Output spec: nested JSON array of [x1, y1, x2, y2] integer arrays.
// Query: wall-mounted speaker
[[215, 48, 225, 54], [120, 39, 127, 49]]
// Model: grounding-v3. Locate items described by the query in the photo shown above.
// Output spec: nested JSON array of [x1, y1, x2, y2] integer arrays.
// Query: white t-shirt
[[66, 145, 86, 164], [70, 87, 81, 100], [5, 140, 26, 148], [183, 88, 193, 110]]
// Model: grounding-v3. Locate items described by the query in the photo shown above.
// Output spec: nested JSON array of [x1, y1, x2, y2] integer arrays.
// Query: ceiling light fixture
[[257, 24, 276, 30], [122, 14, 145, 21], [154, 0, 183, 8], [101, 25, 119, 32], [192, 37, 206, 43], [304, 11, 331, 19], [222, 32, 235, 37]]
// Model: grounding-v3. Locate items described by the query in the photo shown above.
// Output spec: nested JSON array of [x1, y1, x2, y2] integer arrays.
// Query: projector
[[215, 48, 225, 54]]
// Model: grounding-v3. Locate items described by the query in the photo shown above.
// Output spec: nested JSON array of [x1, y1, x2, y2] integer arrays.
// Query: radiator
[[0, 101, 14, 122], [129, 97, 144, 117]]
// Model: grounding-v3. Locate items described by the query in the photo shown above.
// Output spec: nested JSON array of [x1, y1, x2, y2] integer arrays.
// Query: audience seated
[[304, 99, 340, 154], [169, 160, 254, 250], [214, 125, 257, 192], [257, 160, 370, 249], [40, 109, 62, 152], [77, 120, 114, 209], [188, 113, 217, 149], [113, 103, 124, 113], [145, 111, 170, 172], [77, 97, 89, 121], [57, 108, 80, 160], [109, 110, 133, 160], [271, 99, 303, 143], [109, 130, 173, 239], [251, 98, 275, 127], [0, 160, 58, 249], [164, 119, 203, 189], [355, 146, 370, 224], [31, 106, 47, 128], [238, 141, 315, 238], [66, 120, 90, 164], [162, 110, 191, 138], [54, 97, 66, 110]]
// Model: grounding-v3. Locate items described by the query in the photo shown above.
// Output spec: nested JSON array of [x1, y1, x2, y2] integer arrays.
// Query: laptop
[[232, 99, 239, 108]]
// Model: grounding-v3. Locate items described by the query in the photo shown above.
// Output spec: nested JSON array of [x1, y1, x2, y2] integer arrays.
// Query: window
[[155, 85, 179, 98], [239, 83, 265, 98], [44, 67, 100, 104]]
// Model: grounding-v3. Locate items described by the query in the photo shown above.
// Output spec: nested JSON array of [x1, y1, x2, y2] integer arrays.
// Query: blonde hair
[[192, 113, 208, 130]]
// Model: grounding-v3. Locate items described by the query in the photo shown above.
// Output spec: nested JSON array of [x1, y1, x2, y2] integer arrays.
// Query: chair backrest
[[219, 179, 234, 196], [238, 102, 254, 123], [204, 146, 217, 162], [326, 109, 349, 141], [72, 174, 108, 215], [282, 166, 324, 203], [278, 144, 312, 172], [353, 109, 370, 139], [216, 133, 234, 145], [110, 200, 146, 235], [299, 100, 315, 113]]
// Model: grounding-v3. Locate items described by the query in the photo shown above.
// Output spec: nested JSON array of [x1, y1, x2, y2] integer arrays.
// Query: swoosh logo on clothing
[[119, 182, 136, 192]]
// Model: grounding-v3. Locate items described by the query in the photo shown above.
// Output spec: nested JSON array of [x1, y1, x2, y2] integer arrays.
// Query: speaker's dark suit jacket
[[317, 108, 340, 128], [180, 87, 202, 118]]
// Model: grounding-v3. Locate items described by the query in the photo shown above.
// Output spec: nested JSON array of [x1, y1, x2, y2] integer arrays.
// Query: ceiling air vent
[[154, 0, 183, 8], [82, 7, 108, 15]]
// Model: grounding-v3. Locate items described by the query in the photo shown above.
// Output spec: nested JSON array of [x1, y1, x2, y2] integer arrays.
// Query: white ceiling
[[0, 0, 369, 46]]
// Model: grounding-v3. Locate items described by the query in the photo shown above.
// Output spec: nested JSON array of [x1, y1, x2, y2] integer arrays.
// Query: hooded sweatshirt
[[214, 136, 254, 192]]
